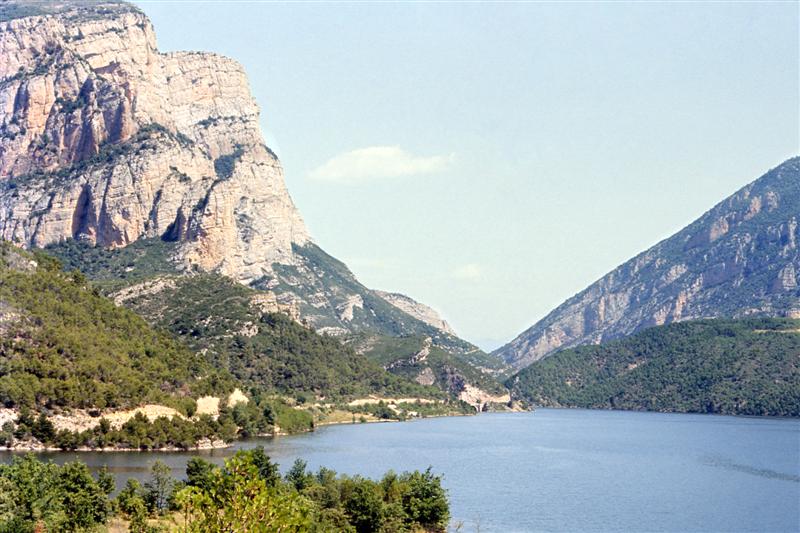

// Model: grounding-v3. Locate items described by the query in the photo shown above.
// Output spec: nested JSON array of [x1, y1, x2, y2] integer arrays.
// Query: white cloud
[[452, 263, 482, 281], [308, 146, 454, 184]]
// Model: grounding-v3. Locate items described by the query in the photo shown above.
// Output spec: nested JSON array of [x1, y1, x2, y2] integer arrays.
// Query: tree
[[286, 458, 312, 492], [58, 462, 112, 530], [144, 460, 173, 514], [342, 478, 384, 533], [400, 468, 449, 531], [176, 451, 312, 532], [185, 457, 215, 492], [0, 455, 111, 532], [250, 446, 280, 487]]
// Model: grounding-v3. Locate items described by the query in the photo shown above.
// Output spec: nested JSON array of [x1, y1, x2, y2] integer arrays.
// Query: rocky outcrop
[[457, 384, 511, 412], [0, 1, 308, 283], [495, 157, 800, 370], [376, 291, 456, 335]]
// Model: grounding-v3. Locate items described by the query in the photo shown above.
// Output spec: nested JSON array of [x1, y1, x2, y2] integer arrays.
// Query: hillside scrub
[[509, 318, 800, 416]]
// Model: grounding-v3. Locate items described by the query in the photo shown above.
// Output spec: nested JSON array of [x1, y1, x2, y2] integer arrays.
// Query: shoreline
[[525, 404, 799, 420], [3, 408, 792, 453], [0, 409, 483, 453]]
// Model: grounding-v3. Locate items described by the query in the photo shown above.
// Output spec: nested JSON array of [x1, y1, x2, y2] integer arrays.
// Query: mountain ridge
[[494, 157, 800, 370]]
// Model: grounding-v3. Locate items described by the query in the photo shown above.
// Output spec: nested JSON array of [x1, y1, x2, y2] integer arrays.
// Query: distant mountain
[[375, 290, 456, 336], [495, 158, 800, 370], [0, 0, 505, 401], [507, 318, 800, 417]]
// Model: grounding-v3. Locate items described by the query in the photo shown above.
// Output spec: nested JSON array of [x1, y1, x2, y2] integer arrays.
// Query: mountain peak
[[494, 157, 800, 370]]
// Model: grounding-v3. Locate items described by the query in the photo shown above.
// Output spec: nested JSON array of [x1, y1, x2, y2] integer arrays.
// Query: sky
[[137, 1, 799, 350]]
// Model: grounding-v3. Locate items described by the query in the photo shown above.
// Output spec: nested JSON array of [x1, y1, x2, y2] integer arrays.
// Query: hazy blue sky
[[138, 1, 798, 350]]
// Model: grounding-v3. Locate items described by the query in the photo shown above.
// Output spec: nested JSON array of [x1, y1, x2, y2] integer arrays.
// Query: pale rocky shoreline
[[0, 393, 525, 452]]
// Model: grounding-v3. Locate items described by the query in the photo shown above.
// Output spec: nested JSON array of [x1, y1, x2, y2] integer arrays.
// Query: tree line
[[0, 448, 450, 532]]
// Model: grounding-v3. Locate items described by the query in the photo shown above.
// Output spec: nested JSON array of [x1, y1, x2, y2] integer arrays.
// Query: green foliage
[[0, 0, 141, 23], [178, 449, 450, 532], [144, 461, 173, 514], [113, 269, 439, 401], [0, 3, 48, 22], [12, 410, 236, 451], [301, 465, 450, 532], [213, 145, 245, 180], [176, 451, 313, 532], [46, 238, 180, 290], [286, 459, 314, 492], [509, 318, 800, 416], [0, 454, 111, 532], [342, 477, 384, 532], [0, 451, 451, 533], [185, 458, 215, 492], [271, 398, 315, 433], [0, 243, 230, 411], [362, 335, 507, 396], [46, 239, 445, 401]]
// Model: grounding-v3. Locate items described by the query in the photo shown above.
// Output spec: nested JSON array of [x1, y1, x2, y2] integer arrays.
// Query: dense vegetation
[[509, 318, 800, 416], [47, 239, 446, 401], [359, 335, 508, 397], [121, 274, 443, 401], [0, 449, 450, 532], [1, 409, 232, 452], [0, 393, 314, 451], [46, 237, 180, 289], [47, 238, 508, 402], [0, 243, 231, 411]]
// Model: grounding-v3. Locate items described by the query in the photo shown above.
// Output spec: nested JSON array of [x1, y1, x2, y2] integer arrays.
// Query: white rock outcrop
[[376, 290, 456, 335], [0, 2, 308, 283]]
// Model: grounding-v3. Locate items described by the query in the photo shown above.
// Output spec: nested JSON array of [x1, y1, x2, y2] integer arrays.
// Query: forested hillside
[[508, 318, 800, 416], [0, 242, 230, 411], [49, 239, 491, 403], [117, 273, 442, 400]]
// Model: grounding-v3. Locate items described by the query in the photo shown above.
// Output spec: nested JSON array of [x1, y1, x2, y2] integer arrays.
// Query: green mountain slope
[[0, 242, 230, 411], [508, 318, 800, 416], [116, 274, 442, 400], [48, 239, 444, 400], [355, 335, 507, 398], [49, 238, 506, 402], [264, 243, 493, 362]]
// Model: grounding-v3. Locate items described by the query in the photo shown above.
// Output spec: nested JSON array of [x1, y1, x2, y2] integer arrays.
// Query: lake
[[2, 409, 798, 532]]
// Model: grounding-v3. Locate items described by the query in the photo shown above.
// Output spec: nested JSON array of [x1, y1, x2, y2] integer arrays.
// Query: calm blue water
[[2, 409, 798, 532]]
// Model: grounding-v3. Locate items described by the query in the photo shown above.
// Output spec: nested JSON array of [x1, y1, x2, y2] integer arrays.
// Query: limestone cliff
[[495, 157, 800, 370], [0, 0, 308, 283], [376, 290, 456, 335]]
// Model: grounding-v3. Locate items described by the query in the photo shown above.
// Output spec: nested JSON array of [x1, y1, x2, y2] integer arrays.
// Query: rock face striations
[[495, 158, 800, 370], [0, 0, 307, 283]]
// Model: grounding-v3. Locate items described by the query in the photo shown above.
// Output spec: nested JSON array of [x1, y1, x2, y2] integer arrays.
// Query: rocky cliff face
[[376, 291, 456, 335], [0, 0, 308, 283], [495, 157, 800, 370]]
